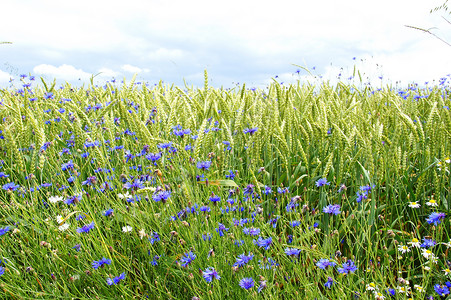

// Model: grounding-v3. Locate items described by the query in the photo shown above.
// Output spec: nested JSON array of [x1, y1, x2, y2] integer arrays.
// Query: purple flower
[[153, 190, 171, 202], [123, 179, 144, 191], [196, 161, 212, 171], [180, 251, 196, 267], [2, 182, 19, 192], [356, 191, 367, 203], [284, 248, 301, 257], [253, 237, 272, 250], [202, 267, 220, 283], [216, 223, 229, 237], [103, 209, 114, 217], [324, 277, 334, 289], [106, 272, 126, 286], [233, 253, 254, 267], [323, 204, 341, 215], [76, 222, 95, 234], [239, 277, 255, 289], [337, 259, 357, 275], [0, 226, 10, 236], [426, 212, 446, 226], [420, 238, 436, 248], [316, 258, 336, 270], [209, 194, 221, 203], [92, 257, 112, 269], [434, 284, 450, 297], [243, 127, 258, 135], [61, 160, 74, 171], [315, 178, 330, 187], [243, 227, 260, 236]]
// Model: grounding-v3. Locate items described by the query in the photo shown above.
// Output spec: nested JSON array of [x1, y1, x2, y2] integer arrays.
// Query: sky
[[1, 0, 451, 89]]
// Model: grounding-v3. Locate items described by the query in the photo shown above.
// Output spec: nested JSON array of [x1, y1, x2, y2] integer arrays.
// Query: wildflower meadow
[[0, 71, 450, 299]]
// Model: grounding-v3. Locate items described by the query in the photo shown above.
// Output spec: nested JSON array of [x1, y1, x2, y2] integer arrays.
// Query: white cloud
[[97, 68, 121, 78], [121, 64, 143, 73], [0, 70, 12, 84], [33, 64, 92, 81]]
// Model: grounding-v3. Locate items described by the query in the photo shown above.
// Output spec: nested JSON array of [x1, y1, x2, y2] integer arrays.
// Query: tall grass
[[0, 73, 449, 299]]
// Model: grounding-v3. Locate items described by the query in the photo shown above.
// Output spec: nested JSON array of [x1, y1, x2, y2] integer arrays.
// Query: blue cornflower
[[337, 259, 357, 275], [420, 238, 437, 248], [149, 232, 160, 244], [0, 172, 9, 178], [323, 204, 341, 215], [200, 206, 211, 212], [61, 160, 75, 171], [225, 170, 235, 179], [233, 253, 254, 267], [316, 258, 336, 269], [253, 237, 272, 250], [202, 233, 212, 241], [263, 185, 272, 195], [180, 251, 196, 267], [0, 226, 10, 236], [72, 244, 81, 252], [243, 127, 258, 135], [124, 179, 144, 191], [44, 92, 54, 100], [216, 223, 229, 237], [316, 178, 330, 187], [202, 267, 220, 283], [268, 217, 279, 228], [0, 266, 4, 276], [239, 277, 254, 290], [103, 209, 114, 217], [223, 141, 232, 151], [243, 227, 260, 236], [153, 190, 171, 202], [146, 152, 162, 163], [434, 284, 449, 297], [76, 222, 95, 234], [2, 182, 19, 192], [324, 277, 334, 289], [106, 272, 126, 286], [65, 194, 82, 205], [243, 184, 254, 196], [92, 257, 112, 269], [196, 161, 212, 171], [209, 194, 221, 203], [290, 220, 301, 227], [356, 191, 367, 203], [385, 288, 396, 297], [284, 248, 301, 257], [426, 212, 446, 226]]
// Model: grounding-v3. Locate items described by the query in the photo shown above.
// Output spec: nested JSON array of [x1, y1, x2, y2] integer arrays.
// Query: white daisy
[[414, 284, 425, 292], [56, 215, 64, 224], [425, 198, 438, 207], [58, 223, 70, 231], [49, 195, 63, 203], [408, 238, 421, 248], [421, 248, 436, 260], [138, 229, 146, 239], [396, 285, 410, 295], [398, 245, 410, 254], [366, 282, 378, 291], [118, 192, 132, 200], [408, 201, 420, 208], [122, 225, 133, 233]]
